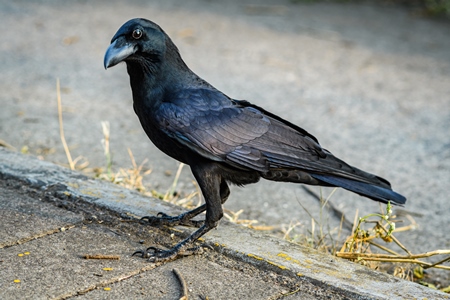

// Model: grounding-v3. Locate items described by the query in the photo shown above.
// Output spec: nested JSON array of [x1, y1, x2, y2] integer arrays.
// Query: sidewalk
[[0, 149, 446, 299]]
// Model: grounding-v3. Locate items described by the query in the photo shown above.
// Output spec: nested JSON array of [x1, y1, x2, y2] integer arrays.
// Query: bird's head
[[104, 18, 168, 70]]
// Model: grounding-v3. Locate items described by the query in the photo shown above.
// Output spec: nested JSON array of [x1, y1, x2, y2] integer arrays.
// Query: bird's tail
[[311, 174, 406, 206]]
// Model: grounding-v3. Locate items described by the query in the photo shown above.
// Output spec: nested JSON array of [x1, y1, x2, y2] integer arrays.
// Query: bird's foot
[[132, 244, 207, 263], [141, 212, 204, 228]]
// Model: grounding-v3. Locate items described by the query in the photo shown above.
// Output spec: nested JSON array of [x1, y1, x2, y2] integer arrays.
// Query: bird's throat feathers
[[126, 42, 197, 111]]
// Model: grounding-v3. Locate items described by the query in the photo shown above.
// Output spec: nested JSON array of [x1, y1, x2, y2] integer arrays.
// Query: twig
[[423, 255, 450, 269], [173, 268, 188, 300], [336, 255, 450, 270], [0, 139, 16, 151], [83, 254, 120, 260], [56, 78, 75, 170], [337, 249, 450, 260], [336, 249, 450, 271], [392, 224, 416, 232], [368, 241, 402, 256], [280, 287, 302, 297], [378, 224, 412, 256]]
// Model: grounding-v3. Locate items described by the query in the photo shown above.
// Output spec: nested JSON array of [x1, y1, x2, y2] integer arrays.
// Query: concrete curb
[[1, 148, 447, 299]]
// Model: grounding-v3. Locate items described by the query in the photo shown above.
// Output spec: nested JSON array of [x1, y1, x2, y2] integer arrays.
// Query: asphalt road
[[1, 0, 449, 285]]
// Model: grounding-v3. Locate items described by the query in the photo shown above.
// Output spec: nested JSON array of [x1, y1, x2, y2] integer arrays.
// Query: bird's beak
[[104, 39, 135, 69]]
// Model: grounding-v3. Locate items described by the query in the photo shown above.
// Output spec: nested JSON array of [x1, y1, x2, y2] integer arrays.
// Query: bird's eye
[[132, 28, 143, 40]]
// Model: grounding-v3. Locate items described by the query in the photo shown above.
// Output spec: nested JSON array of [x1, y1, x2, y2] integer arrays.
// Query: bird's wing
[[155, 88, 333, 173]]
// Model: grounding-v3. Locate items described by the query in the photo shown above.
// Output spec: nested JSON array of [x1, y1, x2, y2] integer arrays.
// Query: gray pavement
[[0, 148, 447, 299]]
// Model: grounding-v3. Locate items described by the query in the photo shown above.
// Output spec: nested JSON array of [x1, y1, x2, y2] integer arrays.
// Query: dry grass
[[56, 78, 89, 171], [290, 188, 450, 291]]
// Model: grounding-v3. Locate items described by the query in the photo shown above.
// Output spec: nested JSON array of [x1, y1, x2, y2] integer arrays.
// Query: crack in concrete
[[0, 224, 77, 249]]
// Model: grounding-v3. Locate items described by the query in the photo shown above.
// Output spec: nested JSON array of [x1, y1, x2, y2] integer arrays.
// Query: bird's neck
[[126, 63, 161, 110], [126, 54, 193, 111]]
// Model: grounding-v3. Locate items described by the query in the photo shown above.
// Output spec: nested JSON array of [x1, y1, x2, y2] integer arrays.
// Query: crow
[[104, 18, 406, 262]]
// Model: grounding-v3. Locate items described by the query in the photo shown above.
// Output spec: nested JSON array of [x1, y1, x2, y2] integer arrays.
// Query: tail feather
[[311, 174, 406, 205]]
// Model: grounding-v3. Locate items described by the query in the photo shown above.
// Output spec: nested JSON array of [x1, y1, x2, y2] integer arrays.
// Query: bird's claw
[[140, 215, 164, 226], [156, 212, 170, 218], [132, 245, 207, 262], [140, 212, 204, 228]]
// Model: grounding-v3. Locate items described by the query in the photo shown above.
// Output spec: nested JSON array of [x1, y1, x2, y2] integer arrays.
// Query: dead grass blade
[[56, 78, 75, 170]]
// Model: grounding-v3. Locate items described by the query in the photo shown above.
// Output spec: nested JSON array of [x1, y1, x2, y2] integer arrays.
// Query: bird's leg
[[219, 179, 230, 204], [134, 163, 224, 262], [133, 223, 213, 262], [140, 178, 229, 229], [141, 204, 206, 228]]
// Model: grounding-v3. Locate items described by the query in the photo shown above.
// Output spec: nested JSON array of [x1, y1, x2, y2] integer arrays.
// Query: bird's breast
[[134, 105, 191, 164]]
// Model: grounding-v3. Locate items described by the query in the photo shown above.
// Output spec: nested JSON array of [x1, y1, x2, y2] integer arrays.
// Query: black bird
[[104, 18, 406, 262]]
